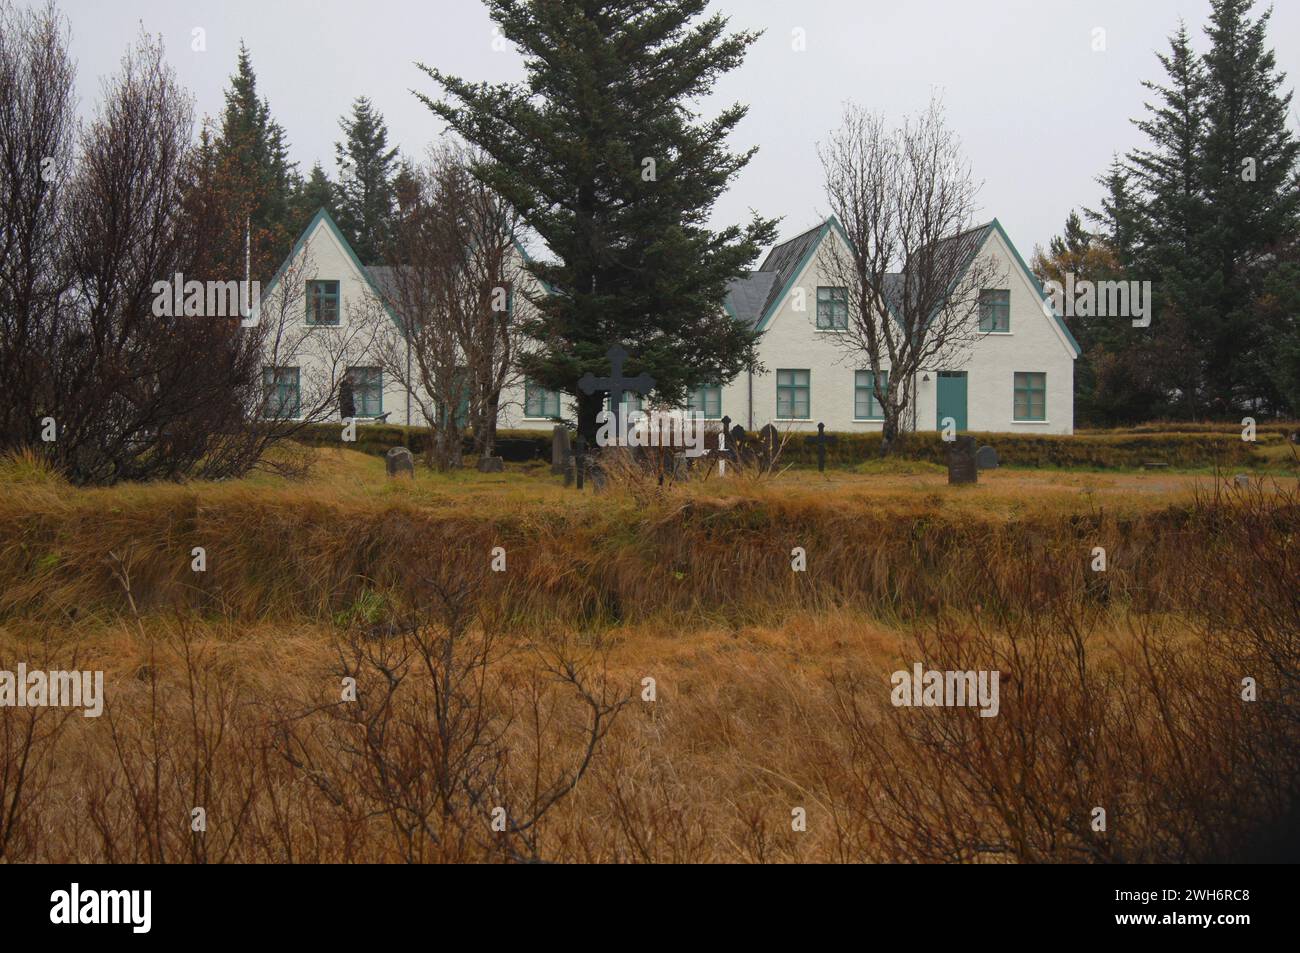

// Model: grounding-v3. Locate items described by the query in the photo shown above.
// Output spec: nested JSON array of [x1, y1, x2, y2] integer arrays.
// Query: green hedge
[[291, 423, 552, 462], [771, 429, 1269, 469], [292, 421, 1274, 470]]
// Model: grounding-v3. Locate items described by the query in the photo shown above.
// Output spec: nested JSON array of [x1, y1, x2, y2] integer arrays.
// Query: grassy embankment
[[0, 446, 1296, 862]]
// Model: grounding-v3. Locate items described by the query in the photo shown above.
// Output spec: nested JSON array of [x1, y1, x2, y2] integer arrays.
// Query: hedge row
[[292, 420, 1281, 470], [292, 423, 552, 462], [781, 430, 1270, 469]]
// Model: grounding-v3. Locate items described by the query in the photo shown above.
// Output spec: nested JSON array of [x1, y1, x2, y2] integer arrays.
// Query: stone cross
[[804, 422, 838, 472], [577, 344, 655, 437]]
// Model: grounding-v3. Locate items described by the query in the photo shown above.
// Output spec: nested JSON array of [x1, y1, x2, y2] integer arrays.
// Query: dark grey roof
[[880, 222, 994, 316], [364, 265, 402, 301], [724, 271, 778, 326], [753, 221, 827, 320]]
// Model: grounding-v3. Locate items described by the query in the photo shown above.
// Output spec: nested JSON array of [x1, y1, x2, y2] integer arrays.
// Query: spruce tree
[[293, 161, 337, 230], [1125, 24, 1215, 414], [1199, 0, 1300, 412], [334, 96, 399, 263], [418, 0, 778, 440], [212, 43, 298, 279]]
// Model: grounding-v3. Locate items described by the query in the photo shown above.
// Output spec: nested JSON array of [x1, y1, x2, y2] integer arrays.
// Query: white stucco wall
[[264, 214, 1075, 437], [737, 223, 1076, 436]]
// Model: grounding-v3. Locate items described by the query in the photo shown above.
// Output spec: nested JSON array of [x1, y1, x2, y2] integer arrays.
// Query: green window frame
[[604, 393, 644, 414], [854, 370, 888, 420], [776, 369, 810, 419], [439, 368, 470, 428], [307, 280, 340, 326], [687, 385, 722, 419], [524, 380, 561, 419], [1014, 372, 1046, 421], [347, 366, 382, 417], [816, 286, 849, 330], [262, 366, 300, 418], [979, 289, 1010, 332]]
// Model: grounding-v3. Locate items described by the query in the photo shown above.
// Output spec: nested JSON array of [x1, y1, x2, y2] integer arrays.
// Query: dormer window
[[307, 280, 340, 325]]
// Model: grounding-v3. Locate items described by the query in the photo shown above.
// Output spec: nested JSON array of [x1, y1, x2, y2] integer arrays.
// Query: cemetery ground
[[0, 436, 1297, 862]]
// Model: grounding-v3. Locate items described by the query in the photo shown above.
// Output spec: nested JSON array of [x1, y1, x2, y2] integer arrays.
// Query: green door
[[936, 371, 968, 432]]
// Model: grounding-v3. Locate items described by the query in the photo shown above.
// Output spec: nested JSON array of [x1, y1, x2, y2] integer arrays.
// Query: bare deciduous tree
[[0, 8, 322, 483], [362, 142, 526, 470], [818, 96, 1002, 454]]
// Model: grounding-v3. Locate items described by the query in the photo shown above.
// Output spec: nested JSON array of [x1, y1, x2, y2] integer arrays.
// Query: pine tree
[[211, 43, 299, 280], [293, 161, 337, 230], [1125, 25, 1216, 415], [418, 0, 778, 440], [334, 96, 399, 263], [1199, 0, 1300, 413]]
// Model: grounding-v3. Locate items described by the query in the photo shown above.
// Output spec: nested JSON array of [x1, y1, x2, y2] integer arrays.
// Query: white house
[[258, 208, 1079, 436], [708, 217, 1081, 435]]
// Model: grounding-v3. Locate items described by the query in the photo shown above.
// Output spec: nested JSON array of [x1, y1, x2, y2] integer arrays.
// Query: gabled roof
[[734, 214, 1081, 358], [723, 272, 778, 327], [261, 207, 403, 329]]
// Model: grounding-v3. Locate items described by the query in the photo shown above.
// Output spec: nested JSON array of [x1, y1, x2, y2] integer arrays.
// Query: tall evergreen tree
[[1199, 0, 1300, 412], [334, 96, 399, 263], [293, 161, 337, 230], [418, 0, 778, 440], [1125, 24, 1215, 414], [209, 42, 299, 280]]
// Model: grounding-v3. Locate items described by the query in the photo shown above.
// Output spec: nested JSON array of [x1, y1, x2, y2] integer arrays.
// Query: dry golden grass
[[1, 446, 1297, 862]]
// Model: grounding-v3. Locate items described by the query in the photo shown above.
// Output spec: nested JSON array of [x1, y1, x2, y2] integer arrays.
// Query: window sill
[[1012, 419, 1049, 424], [981, 330, 1013, 335], [814, 328, 849, 334], [774, 418, 811, 422], [852, 418, 884, 423]]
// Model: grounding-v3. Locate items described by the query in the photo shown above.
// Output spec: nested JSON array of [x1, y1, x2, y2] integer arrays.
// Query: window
[[816, 286, 848, 330], [307, 280, 340, 325], [262, 367, 300, 418], [979, 289, 1010, 332], [347, 366, 382, 417], [604, 393, 644, 413], [776, 369, 810, 419], [1014, 372, 1046, 421], [524, 380, 561, 418], [439, 368, 470, 428], [687, 385, 722, 419], [854, 370, 888, 420]]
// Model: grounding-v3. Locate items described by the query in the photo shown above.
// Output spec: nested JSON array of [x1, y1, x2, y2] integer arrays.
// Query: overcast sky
[[50, 0, 1300, 258]]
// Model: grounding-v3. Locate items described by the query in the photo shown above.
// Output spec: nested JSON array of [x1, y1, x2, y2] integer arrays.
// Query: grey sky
[[53, 0, 1300, 258]]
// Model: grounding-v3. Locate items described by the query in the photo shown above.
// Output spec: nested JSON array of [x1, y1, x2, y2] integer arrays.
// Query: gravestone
[[975, 445, 999, 470], [569, 434, 587, 489], [1234, 473, 1250, 488], [476, 455, 504, 473], [338, 375, 356, 421], [758, 424, 781, 468], [667, 453, 690, 482], [804, 422, 838, 473], [551, 425, 571, 475], [577, 343, 655, 438], [946, 435, 978, 485], [385, 446, 415, 479]]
